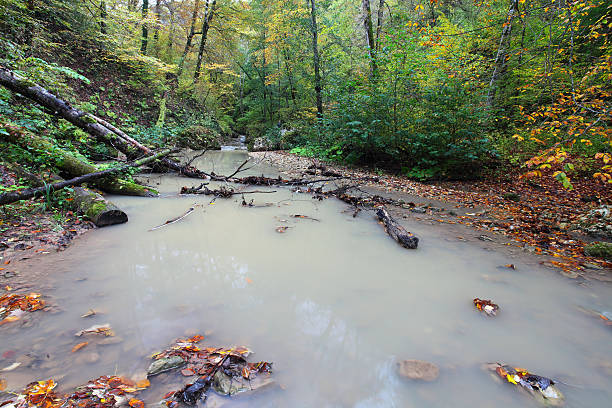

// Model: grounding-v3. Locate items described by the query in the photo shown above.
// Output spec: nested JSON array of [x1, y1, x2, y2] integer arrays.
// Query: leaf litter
[[0, 292, 45, 325], [473, 298, 500, 316], [485, 363, 564, 406], [0, 334, 272, 408]]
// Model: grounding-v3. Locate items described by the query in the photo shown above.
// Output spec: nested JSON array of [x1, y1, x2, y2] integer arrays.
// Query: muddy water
[[1, 151, 611, 407]]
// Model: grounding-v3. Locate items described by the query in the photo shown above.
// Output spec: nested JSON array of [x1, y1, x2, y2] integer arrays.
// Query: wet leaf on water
[[128, 398, 144, 408], [291, 214, 320, 222], [134, 379, 150, 389], [275, 226, 290, 233], [181, 368, 195, 376], [0, 292, 46, 325], [81, 309, 96, 318], [488, 363, 564, 405], [1, 362, 21, 372], [75, 324, 114, 337], [71, 342, 89, 353], [473, 298, 499, 316], [0, 378, 6, 391], [503, 264, 516, 269]]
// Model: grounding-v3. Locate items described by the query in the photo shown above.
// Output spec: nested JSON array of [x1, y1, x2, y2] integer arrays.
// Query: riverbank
[[249, 151, 612, 280]]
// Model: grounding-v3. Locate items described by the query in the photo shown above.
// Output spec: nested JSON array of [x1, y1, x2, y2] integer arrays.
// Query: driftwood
[[149, 205, 201, 231], [1, 125, 154, 196], [180, 183, 276, 198], [376, 207, 419, 249], [0, 150, 171, 206]]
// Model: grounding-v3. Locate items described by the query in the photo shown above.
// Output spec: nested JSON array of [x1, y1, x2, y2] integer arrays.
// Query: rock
[[212, 371, 275, 396], [397, 360, 439, 381], [410, 207, 427, 214], [251, 137, 272, 152], [147, 356, 185, 377], [97, 336, 123, 346], [584, 242, 612, 261], [76, 352, 100, 365]]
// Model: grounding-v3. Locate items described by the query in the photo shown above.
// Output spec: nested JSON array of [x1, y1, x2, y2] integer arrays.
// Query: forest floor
[[250, 151, 612, 281]]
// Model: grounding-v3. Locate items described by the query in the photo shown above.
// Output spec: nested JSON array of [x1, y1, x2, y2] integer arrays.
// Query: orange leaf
[[181, 369, 195, 376], [129, 399, 144, 408], [135, 379, 150, 389], [71, 342, 89, 352]]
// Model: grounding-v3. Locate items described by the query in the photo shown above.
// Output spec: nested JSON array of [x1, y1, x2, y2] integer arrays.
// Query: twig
[[149, 204, 201, 231]]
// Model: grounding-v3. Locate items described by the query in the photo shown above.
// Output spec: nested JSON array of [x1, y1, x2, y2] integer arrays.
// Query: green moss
[[85, 199, 107, 218], [502, 192, 521, 202], [584, 242, 612, 261]]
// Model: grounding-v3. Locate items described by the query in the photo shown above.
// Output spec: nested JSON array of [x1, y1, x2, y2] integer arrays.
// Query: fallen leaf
[[503, 264, 516, 269], [180, 368, 195, 376], [81, 309, 96, 318], [0, 379, 6, 391], [75, 324, 114, 337], [71, 342, 89, 353], [473, 298, 500, 316], [1, 362, 21, 372], [246, 278, 253, 284], [135, 379, 150, 389], [275, 226, 290, 233], [129, 399, 144, 408]]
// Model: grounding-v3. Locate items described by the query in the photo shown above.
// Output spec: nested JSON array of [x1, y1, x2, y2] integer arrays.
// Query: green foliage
[[584, 242, 612, 261]]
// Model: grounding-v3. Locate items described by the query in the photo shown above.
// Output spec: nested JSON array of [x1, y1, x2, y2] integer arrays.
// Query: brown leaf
[[180, 368, 195, 376]]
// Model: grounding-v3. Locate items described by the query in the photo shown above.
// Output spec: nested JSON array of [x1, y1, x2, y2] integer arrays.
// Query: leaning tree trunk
[[0, 66, 209, 179], [0, 125, 155, 196]]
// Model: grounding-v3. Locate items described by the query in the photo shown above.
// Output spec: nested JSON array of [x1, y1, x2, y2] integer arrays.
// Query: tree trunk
[[375, 0, 384, 52], [193, 0, 217, 81], [308, 0, 323, 117], [141, 0, 149, 54], [100, 1, 107, 34], [487, 0, 518, 107], [376, 207, 419, 249], [178, 0, 201, 78], [0, 150, 171, 206], [0, 66, 209, 179], [72, 187, 128, 227], [361, 0, 377, 77], [2, 163, 128, 227], [153, 0, 161, 55], [0, 126, 155, 197]]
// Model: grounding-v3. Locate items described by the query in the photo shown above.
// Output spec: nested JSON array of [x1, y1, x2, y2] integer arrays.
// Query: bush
[[174, 125, 221, 150]]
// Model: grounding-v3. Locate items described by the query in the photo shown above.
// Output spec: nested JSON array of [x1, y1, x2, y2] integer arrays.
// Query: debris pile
[[0, 292, 45, 325], [486, 363, 565, 406]]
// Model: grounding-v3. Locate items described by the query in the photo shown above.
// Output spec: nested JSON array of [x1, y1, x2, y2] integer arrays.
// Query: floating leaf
[[473, 298, 499, 316], [71, 342, 89, 353]]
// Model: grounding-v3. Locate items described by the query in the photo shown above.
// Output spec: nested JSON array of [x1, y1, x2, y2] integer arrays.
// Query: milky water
[[1, 151, 611, 407]]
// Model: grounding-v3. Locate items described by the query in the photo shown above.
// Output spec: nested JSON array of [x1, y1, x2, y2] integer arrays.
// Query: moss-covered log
[[0, 149, 172, 206], [1, 125, 156, 197], [0, 67, 211, 180], [72, 187, 128, 227]]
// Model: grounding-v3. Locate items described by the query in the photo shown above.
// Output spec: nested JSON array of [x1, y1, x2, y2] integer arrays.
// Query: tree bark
[[100, 0, 107, 34], [141, 0, 149, 54], [0, 150, 171, 206], [376, 207, 419, 249], [153, 0, 161, 56], [361, 0, 377, 77], [487, 0, 518, 107], [178, 0, 201, 78], [72, 187, 128, 227], [308, 0, 323, 117], [0, 126, 155, 197], [193, 0, 217, 81]]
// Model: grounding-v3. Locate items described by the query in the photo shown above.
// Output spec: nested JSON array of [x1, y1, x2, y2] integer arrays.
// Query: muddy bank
[[249, 151, 612, 280]]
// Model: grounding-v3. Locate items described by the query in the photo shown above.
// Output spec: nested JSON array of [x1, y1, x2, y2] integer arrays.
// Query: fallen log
[[1, 124, 155, 196], [0, 149, 171, 206], [180, 183, 276, 197], [376, 207, 419, 249], [2, 163, 128, 227], [71, 187, 128, 227], [0, 66, 208, 179]]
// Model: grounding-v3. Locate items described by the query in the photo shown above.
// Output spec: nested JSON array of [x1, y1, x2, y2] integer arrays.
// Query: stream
[[1, 150, 611, 407]]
